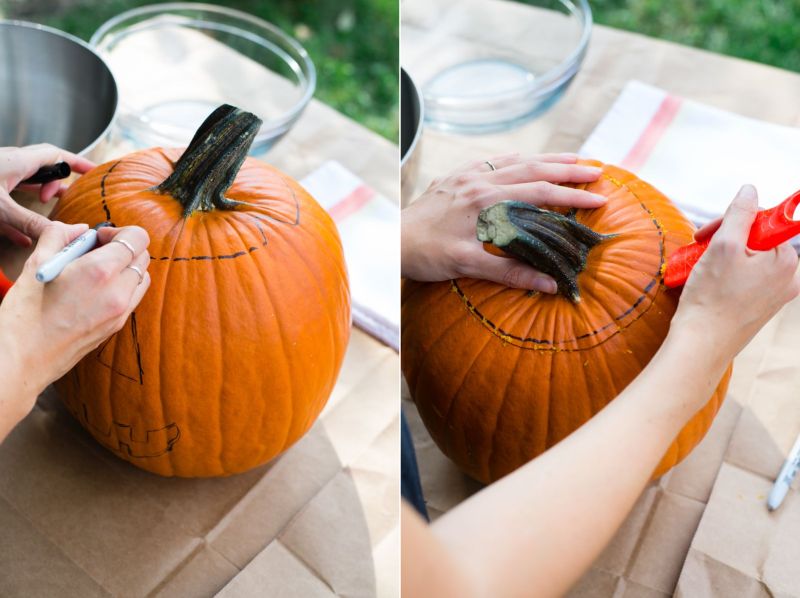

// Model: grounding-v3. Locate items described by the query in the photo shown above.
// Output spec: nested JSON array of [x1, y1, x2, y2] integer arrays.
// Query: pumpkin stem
[[476, 201, 614, 303], [156, 104, 263, 217]]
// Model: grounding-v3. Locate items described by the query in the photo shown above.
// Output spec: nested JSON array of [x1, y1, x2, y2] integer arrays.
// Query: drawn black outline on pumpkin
[[96, 311, 144, 384], [98, 159, 301, 263], [65, 397, 180, 459], [95, 159, 302, 385]]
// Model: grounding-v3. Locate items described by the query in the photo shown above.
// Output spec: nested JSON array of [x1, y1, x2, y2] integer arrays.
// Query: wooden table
[[0, 72, 399, 597], [403, 3, 800, 596]]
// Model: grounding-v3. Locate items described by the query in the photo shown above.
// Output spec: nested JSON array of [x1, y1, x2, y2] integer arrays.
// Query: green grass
[[590, 0, 800, 73], [0, 0, 398, 141]]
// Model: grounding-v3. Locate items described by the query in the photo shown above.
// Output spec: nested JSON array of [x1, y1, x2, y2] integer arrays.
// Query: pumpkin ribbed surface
[[401, 162, 730, 483], [50, 135, 350, 476]]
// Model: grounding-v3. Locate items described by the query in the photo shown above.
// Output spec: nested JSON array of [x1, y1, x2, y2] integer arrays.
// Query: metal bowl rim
[[401, 68, 424, 167], [0, 19, 119, 156]]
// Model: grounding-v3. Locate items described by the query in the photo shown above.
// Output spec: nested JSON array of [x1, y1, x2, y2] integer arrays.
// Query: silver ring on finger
[[113, 238, 136, 260], [126, 264, 144, 285], [484, 160, 496, 171]]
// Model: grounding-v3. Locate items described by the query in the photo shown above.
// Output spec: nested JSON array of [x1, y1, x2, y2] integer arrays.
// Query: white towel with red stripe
[[580, 80, 800, 225], [301, 161, 399, 349]]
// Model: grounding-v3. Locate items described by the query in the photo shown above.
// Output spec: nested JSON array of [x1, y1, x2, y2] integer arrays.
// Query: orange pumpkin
[[402, 161, 731, 484], [50, 105, 351, 477]]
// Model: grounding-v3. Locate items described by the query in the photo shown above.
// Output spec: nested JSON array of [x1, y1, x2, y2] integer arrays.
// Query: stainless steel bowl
[[0, 21, 117, 156], [401, 68, 424, 207]]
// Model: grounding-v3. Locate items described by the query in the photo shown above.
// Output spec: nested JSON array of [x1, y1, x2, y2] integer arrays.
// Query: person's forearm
[[430, 326, 729, 597], [0, 324, 41, 441]]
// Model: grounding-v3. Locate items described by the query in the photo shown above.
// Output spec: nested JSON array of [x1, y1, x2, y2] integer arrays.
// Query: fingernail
[[593, 193, 607, 202], [533, 278, 558, 294], [738, 184, 757, 200], [586, 167, 602, 175]]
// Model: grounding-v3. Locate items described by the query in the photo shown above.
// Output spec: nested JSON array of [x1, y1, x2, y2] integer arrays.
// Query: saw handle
[[664, 190, 800, 288]]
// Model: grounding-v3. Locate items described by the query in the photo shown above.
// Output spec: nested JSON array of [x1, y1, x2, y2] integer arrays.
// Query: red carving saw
[[0, 268, 11, 300], [664, 189, 800, 288]]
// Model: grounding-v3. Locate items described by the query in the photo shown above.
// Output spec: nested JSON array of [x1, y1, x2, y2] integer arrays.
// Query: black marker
[[35, 222, 113, 283], [21, 162, 71, 185]]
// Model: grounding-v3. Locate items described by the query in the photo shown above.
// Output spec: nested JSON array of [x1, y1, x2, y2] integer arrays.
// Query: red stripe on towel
[[328, 184, 375, 221], [621, 94, 683, 172]]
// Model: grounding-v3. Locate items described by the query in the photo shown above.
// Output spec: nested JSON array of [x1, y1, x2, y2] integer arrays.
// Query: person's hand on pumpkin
[[401, 153, 606, 292], [0, 221, 150, 441], [671, 184, 800, 372], [0, 144, 95, 246]]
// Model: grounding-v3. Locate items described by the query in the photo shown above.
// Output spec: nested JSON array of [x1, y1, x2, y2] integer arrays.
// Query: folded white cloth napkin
[[580, 81, 800, 226], [301, 161, 399, 350]]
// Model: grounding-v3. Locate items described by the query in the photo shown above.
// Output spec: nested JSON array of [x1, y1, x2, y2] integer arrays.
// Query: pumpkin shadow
[[0, 386, 377, 597], [404, 378, 793, 522]]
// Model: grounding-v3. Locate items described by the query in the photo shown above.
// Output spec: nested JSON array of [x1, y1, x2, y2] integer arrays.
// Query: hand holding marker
[[1, 161, 147, 290], [35, 222, 113, 282], [1, 163, 133, 288], [27, 162, 123, 284], [0, 148, 151, 449], [0, 162, 75, 294]]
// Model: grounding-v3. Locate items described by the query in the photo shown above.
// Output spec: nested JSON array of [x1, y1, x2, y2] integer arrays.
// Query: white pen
[[767, 431, 800, 511], [35, 222, 112, 283]]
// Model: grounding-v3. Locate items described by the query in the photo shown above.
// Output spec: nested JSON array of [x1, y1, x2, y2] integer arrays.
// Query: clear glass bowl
[[91, 3, 315, 152], [404, 0, 591, 134]]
